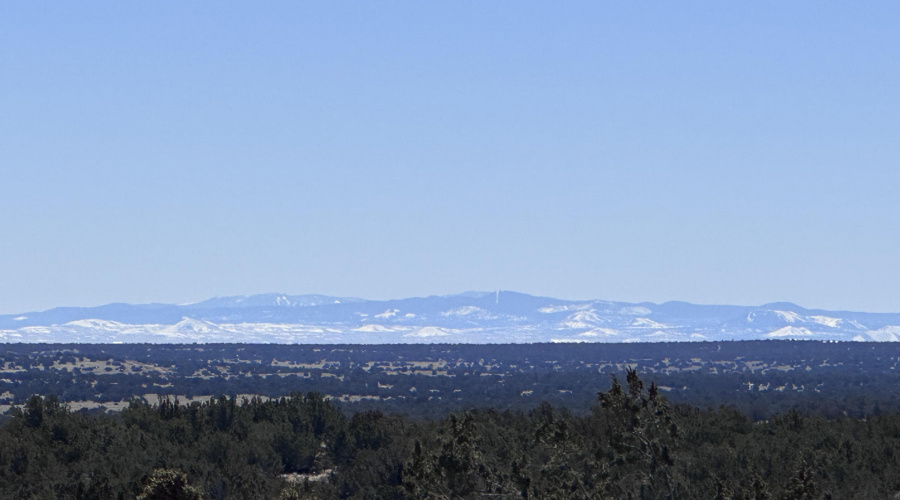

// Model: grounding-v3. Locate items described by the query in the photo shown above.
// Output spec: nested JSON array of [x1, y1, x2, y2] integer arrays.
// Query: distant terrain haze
[[3, 291, 900, 344]]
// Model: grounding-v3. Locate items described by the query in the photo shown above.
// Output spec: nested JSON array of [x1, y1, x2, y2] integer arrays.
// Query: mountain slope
[[2, 292, 899, 343]]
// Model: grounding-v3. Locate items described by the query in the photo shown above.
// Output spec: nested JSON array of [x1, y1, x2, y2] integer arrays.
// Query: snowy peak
[[163, 317, 221, 335], [2, 292, 900, 343], [65, 319, 127, 330]]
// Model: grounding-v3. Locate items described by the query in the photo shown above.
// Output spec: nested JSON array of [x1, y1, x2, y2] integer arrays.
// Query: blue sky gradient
[[2, 2, 899, 313]]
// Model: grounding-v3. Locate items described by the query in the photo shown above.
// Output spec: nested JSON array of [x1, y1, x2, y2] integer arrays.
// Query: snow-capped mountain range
[[2, 291, 900, 344]]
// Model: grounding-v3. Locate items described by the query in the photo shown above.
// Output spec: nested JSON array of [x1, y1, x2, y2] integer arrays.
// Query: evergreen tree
[[597, 369, 680, 499], [138, 468, 205, 500]]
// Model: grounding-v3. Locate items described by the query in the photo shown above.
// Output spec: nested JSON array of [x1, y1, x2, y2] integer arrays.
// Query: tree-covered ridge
[[2, 371, 900, 499]]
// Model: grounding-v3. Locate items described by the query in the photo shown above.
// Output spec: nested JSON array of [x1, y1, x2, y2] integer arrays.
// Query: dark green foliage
[[138, 468, 205, 500], [597, 369, 679, 498], [6, 371, 900, 498], [783, 464, 818, 500], [0, 392, 344, 499]]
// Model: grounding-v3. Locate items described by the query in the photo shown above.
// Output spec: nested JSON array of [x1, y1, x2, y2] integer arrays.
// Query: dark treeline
[[5, 341, 900, 421], [2, 370, 900, 499]]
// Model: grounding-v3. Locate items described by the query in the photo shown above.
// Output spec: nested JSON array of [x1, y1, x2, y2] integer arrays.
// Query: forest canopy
[[1, 369, 898, 499]]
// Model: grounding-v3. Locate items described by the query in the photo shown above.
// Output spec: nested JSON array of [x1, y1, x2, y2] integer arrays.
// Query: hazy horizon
[[3, 2, 898, 314], [1, 289, 894, 316]]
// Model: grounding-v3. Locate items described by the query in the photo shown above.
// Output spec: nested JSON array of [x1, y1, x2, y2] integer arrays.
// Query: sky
[[1, 2, 899, 314]]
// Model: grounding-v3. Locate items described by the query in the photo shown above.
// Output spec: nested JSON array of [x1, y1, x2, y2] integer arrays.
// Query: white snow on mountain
[[631, 318, 669, 329], [538, 303, 592, 314], [577, 328, 619, 337], [766, 326, 814, 338], [353, 324, 391, 333], [66, 319, 127, 330], [809, 316, 842, 328], [560, 321, 594, 329], [568, 310, 604, 323], [648, 330, 678, 340], [768, 311, 842, 328], [559, 310, 606, 329], [774, 311, 803, 323], [859, 326, 900, 342], [405, 327, 456, 338], [163, 318, 221, 336], [3, 292, 900, 344], [442, 306, 483, 316], [353, 324, 410, 333]]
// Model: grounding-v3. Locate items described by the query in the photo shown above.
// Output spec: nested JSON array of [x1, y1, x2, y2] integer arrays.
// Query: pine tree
[[597, 369, 680, 499], [137, 469, 205, 500]]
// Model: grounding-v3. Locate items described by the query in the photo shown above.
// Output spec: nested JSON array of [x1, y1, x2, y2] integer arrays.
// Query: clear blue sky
[[2, 2, 899, 314]]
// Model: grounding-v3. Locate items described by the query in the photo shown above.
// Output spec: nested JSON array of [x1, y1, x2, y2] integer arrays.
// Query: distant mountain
[[183, 294, 364, 309], [2, 292, 900, 344]]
